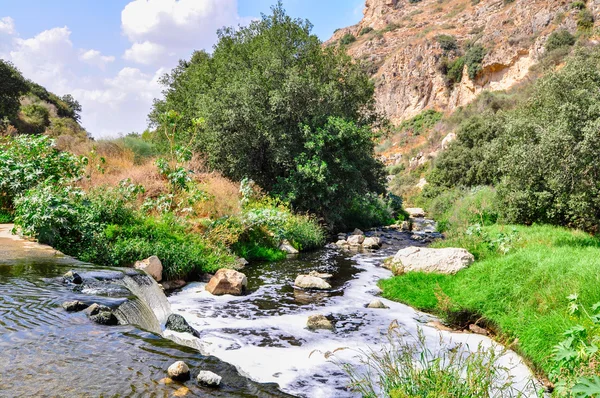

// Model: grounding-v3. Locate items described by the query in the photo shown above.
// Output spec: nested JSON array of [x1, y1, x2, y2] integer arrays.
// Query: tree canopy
[[0, 60, 28, 121]]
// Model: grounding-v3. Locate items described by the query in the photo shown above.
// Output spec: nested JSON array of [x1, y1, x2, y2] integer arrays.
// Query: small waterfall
[[114, 274, 172, 334]]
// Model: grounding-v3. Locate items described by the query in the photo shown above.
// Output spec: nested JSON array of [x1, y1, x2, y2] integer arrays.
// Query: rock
[[362, 237, 381, 249], [405, 208, 426, 218], [173, 386, 190, 397], [134, 255, 163, 282], [416, 178, 428, 190], [167, 361, 190, 381], [400, 220, 412, 231], [161, 279, 187, 291], [63, 270, 83, 285], [279, 240, 299, 254], [235, 257, 248, 269], [469, 324, 489, 336], [337, 233, 347, 241], [351, 228, 364, 236], [86, 303, 118, 325], [335, 239, 348, 247], [196, 370, 222, 387], [367, 299, 388, 309], [205, 269, 247, 296], [165, 314, 200, 337], [308, 270, 333, 280], [347, 234, 365, 246], [62, 300, 88, 312], [427, 320, 454, 332], [441, 132, 457, 150], [307, 314, 333, 330], [392, 247, 474, 274], [294, 275, 331, 290]]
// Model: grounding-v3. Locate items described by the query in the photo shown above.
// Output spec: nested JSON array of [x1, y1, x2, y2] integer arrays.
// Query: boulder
[[134, 256, 163, 282], [307, 315, 333, 330], [294, 275, 331, 290], [308, 270, 333, 280], [367, 299, 388, 309], [62, 300, 88, 312], [469, 324, 489, 335], [392, 247, 474, 274], [351, 228, 364, 236], [362, 237, 381, 249], [165, 314, 200, 337], [167, 361, 190, 381], [86, 303, 118, 325], [205, 269, 247, 296], [63, 270, 83, 285], [347, 234, 365, 246], [335, 239, 348, 247], [279, 240, 299, 255], [161, 279, 187, 291], [196, 370, 222, 387], [441, 132, 457, 150], [405, 208, 426, 218], [235, 257, 249, 269], [400, 220, 412, 231]]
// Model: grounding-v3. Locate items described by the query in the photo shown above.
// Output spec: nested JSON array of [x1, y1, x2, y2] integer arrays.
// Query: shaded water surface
[[0, 232, 289, 398]]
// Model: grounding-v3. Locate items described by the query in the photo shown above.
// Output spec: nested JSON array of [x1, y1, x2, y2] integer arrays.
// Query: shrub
[[571, 1, 587, 10], [397, 109, 443, 135], [20, 103, 50, 134], [359, 27, 374, 36], [0, 135, 84, 210], [340, 33, 357, 45], [443, 56, 465, 85], [464, 44, 486, 80], [577, 9, 594, 31], [0, 60, 28, 121], [545, 30, 576, 53], [435, 34, 458, 53]]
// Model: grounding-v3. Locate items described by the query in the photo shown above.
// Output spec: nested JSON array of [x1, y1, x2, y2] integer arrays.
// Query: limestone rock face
[[392, 246, 474, 274], [294, 275, 332, 290], [168, 361, 190, 381], [205, 269, 247, 296], [328, 0, 590, 124], [134, 256, 163, 282]]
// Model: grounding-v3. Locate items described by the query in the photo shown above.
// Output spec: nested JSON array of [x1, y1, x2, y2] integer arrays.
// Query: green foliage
[[428, 48, 600, 232], [397, 109, 443, 135], [150, 3, 381, 228], [273, 117, 386, 227], [381, 224, 600, 384], [441, 56, 465, 85], [20, 103, 50, 134], [340, 33, 357, 45], [0, 209, 14, 223], [577, 9, 594, 31], [336, 325, 524, 398], [0, 135, 84, 210], [435, 34, 458, 53], [117, 134, 159, 164], [359, 27, 374, 36], [545, 30, 576, 53], [26, 81, 80, 121], [550, 294, 600, 396], [0, 60, 28, 120], [571, 1, 587, 10], [464, 44, 486, 80]]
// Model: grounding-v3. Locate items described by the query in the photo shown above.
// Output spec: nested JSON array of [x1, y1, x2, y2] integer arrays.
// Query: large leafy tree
[[150, 3, 385, 224], [0, 60, 28, 121]]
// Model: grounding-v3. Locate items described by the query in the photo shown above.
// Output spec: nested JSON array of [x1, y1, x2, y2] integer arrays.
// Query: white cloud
[[123, 40, 165, 65], [0, 16, 15, 35], [79, 49, 115, 69], [120, 0, 243, 65]]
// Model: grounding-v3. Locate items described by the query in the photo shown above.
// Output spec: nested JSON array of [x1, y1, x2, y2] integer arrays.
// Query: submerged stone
[[86, 303, 118, 325], [63, 270, 83, 285], [307, 314, 333, 330], [367, 299, 388, 309]]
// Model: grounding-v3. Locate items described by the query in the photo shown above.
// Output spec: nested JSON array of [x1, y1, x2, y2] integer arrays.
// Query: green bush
[[397, 109, 443, 135], [0, 135, 84, 210], [571, 1, 587, 10], [464, 44, 486, 80], [20, 103, 51, 134], [359, 27, 374, 36], [339, 193, 394, 230], [443, 56, 465, 85], [0, 60, 28, 121], [435, 34, 458, 53], [545, 30, 576, 53], [340, 33, 356, 45], [577, 9, 594, 31]]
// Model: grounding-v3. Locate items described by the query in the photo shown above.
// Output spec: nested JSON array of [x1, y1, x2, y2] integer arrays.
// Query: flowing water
[[167, 229, 540, 397], [0, 223, 539, 397], [0, 225, 288, 398]]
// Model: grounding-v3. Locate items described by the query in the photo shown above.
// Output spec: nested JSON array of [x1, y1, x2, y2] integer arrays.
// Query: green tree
[[61, 94, 82, 122], [150, 3, 384, 226], [0, 60, 28, 121]]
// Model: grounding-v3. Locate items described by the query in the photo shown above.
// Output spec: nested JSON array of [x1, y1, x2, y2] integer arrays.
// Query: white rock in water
[[167, 361, 190, 381], [308, 270, 333, 279], [392, 246, 474, 274], [279, 240, 299, 254], [206, 269, 247, 296], [134, 255, 163, 282], [347, 234, 365, 246], [351, 228, 364, 236], [294, 275, 331, 290], [405, 208, 426, 218], [367, 299, 388, 309], [362, 237, 381, 249], [197, 370, 222, 387]]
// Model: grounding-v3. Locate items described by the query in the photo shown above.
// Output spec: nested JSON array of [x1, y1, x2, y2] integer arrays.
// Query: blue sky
[[0, 0, 364, 137]]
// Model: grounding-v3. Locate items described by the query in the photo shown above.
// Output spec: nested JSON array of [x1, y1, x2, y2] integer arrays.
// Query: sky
[[0, 0, 364, 138]]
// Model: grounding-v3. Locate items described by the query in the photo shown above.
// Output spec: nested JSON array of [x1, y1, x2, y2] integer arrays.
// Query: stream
[[0, 224, 539, 397]]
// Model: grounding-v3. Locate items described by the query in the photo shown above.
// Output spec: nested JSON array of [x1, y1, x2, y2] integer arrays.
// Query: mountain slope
[[329, 0, 600, 124]]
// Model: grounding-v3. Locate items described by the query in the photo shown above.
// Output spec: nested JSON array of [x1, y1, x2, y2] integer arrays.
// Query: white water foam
[[167, 248, 539, 397]]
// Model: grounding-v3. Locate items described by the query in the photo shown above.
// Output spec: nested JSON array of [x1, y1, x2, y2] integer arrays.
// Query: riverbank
[[380, 223, 600, 394]]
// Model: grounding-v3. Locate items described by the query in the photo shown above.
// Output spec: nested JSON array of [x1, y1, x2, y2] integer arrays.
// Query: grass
[[380, 224, 600, 377], [0, 209, 13, 223], [337, 322, 529, 398]]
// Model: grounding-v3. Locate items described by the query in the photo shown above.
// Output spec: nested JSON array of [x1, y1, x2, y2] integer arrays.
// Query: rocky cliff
[[329, 0, 600, 124]]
